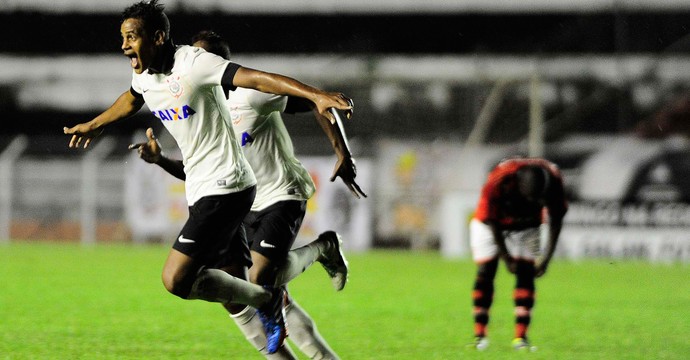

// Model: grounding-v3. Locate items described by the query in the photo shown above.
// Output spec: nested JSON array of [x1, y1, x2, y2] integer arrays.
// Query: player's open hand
[[63, 123, 104, 148], [330, 156, 367, 199], [316, 93, 353, 124], [128, 128, 161, 164]]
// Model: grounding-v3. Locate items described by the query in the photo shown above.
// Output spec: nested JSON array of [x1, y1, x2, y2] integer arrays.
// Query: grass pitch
[[1, 242, 688, 359]]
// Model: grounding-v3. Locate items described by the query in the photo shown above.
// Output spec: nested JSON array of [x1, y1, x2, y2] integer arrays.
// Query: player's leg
[[245, 201, 348, 291], [246, 201, 342, 358], [162, 248, 270, 306], [512, 260, 536, 348], [468, 219, 499, 350], [509, 227, 539, 351], [161, 189, 288, 353], [161, 189, 270, 307], [218, 260, 298, 359], [244, 201, 306, 286], [285, 296, 340, 360], [215, 201, 301, 358], [228, 305, 299, 360], [274, 231, 348, 291]]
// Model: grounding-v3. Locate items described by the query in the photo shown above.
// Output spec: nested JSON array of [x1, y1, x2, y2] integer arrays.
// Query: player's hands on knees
[[330, 156, 367, 199], [128, 128, 162, 164], [63, 123, 104, 148], [534, 258, 549, 278]]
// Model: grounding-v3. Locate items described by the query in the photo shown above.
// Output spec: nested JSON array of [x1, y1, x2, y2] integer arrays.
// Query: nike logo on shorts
[[259, 240, 276, 248], [178, 235, 196, 244]]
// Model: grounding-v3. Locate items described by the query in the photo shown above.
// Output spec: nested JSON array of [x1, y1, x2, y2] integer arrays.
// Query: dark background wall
[[2, 10, 690, 148], [2, 12, 690, 55]]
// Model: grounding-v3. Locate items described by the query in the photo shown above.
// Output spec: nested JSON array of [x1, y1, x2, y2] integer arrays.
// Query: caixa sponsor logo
[[152, 105, 196, 121]]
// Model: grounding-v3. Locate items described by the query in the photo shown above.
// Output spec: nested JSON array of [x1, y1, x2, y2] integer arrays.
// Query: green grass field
[[1, 242, 688, 359]]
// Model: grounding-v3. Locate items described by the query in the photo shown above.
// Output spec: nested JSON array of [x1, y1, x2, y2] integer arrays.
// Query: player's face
[[120, 18, 157, 74]]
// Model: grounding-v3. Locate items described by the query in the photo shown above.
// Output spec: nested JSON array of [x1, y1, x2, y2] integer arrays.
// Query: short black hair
[[191, 30, 231, 60], [122, 0, 170, 40]]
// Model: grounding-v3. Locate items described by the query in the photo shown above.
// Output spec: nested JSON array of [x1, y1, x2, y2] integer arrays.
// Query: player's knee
[[249, 262, 278, 285], [161, 270, 193, 299], [477, 258, 499, 279]]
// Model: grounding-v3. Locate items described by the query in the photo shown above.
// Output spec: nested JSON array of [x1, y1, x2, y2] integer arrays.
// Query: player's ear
[[153, 30, 166, 46]]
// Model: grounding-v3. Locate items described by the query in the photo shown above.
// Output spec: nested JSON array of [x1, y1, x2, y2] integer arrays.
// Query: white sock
[[231, 306, 298, 360], [188, 268, 269, 308], [285, 301, 340, 360], [274, 240, 327, 286]]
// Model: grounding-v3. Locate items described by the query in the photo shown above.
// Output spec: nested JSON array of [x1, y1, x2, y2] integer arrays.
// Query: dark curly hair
[[121, 0, 170, 40], [191, 30, 231, 60]]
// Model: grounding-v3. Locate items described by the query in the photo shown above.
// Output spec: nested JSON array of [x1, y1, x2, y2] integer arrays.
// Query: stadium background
[[2, 0, 690, 262]]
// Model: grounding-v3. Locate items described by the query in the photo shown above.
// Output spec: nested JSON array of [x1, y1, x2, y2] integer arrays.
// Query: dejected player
[[468, 157, 568, 351]]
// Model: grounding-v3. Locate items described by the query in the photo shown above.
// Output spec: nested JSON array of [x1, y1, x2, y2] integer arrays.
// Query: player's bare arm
[[535, 216, 563, 277], [232, 66, 353, 124], [314, 109, 367, 198], [63, 90, 144, 148], [283, 96, 365, 198], [128, 128, 186, 181]]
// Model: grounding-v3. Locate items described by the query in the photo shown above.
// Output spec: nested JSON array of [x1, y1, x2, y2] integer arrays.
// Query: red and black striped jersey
[[474, 158, 568, 230]]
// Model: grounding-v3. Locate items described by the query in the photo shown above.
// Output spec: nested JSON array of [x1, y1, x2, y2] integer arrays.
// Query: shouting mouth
[[125, 53, 140, 70]]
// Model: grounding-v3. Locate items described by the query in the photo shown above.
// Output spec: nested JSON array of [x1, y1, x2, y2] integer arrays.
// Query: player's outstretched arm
[[64, 90, 144, 148], [128, 128, 186, 181], [232, 66, 353, 124]]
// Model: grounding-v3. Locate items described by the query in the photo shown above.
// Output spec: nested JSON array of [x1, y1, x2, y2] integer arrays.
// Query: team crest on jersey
[[229, 105, 243, 125], [166, 75, 184, 99]]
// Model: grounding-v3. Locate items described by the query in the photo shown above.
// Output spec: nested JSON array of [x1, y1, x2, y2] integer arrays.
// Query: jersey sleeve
[[187, 48, 240, 90], [474, 172, 501, 223], [129, 86, 143, 99]]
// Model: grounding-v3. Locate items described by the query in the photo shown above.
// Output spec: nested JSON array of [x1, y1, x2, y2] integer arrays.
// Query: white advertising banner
[[559, 201, 690, 262], [558, 227, 690, 262]]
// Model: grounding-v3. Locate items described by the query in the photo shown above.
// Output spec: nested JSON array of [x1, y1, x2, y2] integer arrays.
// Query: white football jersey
[[131, 45, 256, 205], [226, 87, 316, 211]]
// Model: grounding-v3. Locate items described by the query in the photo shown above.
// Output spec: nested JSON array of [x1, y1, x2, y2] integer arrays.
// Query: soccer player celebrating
[[63, 0, 353, 355], [468, 157, 568, 351], [128, 30, 365, 359]]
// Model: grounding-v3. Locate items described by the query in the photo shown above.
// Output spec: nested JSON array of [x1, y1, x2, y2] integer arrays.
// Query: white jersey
[[131, 45, 256, 205], [226, 87, 316, 211]]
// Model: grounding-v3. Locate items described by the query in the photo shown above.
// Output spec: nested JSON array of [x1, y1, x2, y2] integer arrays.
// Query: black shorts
[[243, 200, 306, 263], [173, 186, 256, 269]]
